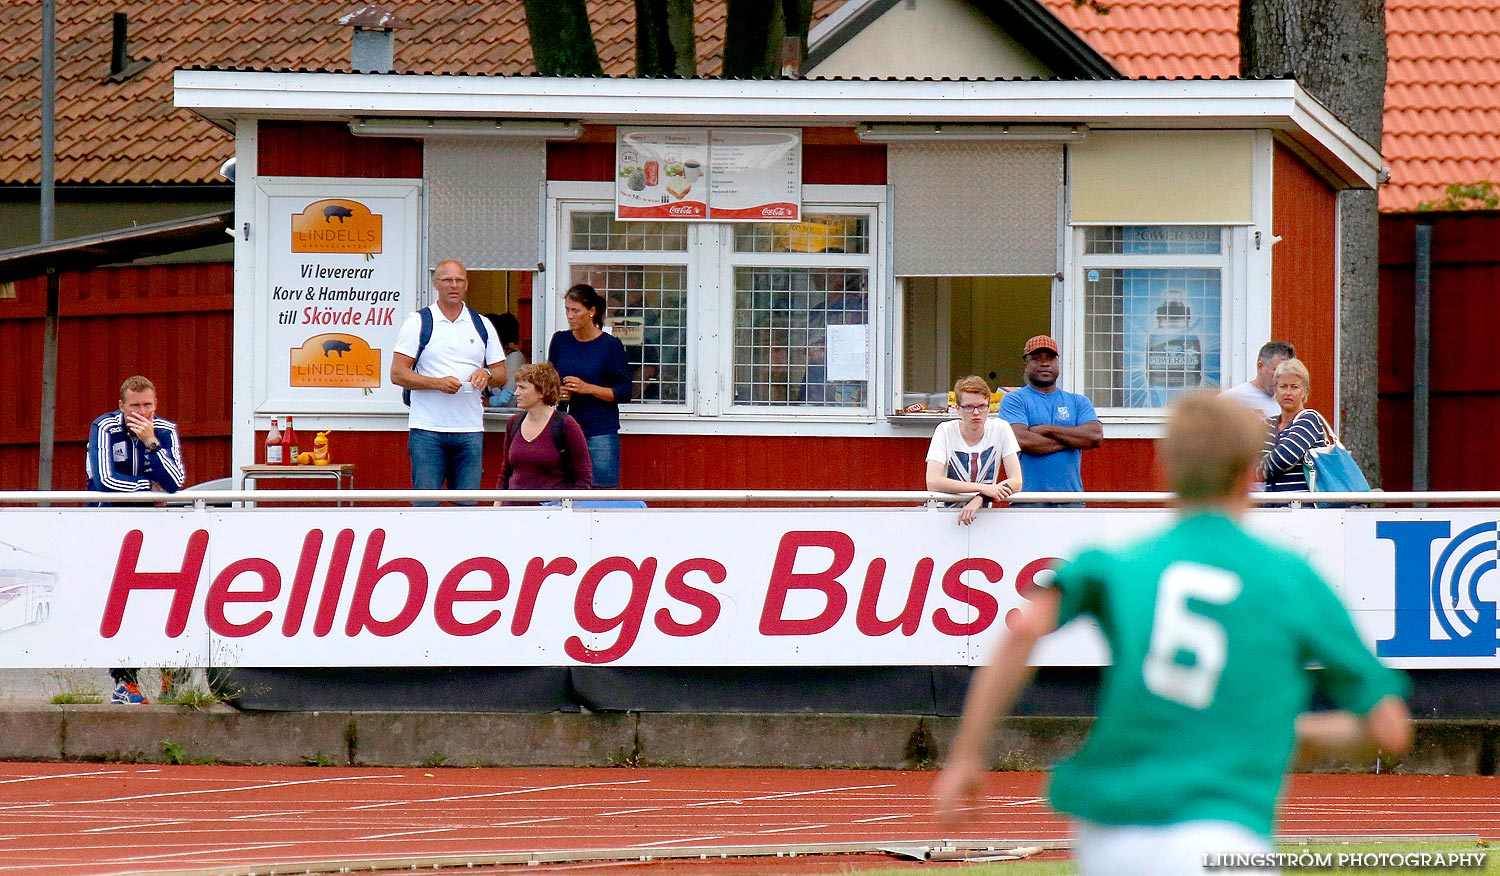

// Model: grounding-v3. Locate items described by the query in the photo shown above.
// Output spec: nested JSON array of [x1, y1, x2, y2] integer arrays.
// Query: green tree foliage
[[1416, 182, 1500, 212]]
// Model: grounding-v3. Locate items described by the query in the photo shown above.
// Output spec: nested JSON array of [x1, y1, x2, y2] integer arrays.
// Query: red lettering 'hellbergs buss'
[[94, 527, 1059, 665]]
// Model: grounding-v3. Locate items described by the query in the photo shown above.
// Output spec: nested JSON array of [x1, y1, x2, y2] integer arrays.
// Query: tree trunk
[[636, 0, 675, 77], [667, 0, 698, 77], [723, 0, 783, 78], [1240, 0, 1386, 485], [523, 0, 604, 76]]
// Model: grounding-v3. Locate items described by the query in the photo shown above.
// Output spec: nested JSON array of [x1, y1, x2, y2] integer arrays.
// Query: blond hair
[[1274, 358, 1310, 393], [119, 375, 155, 402], [953, 375, 991, 398], [1163, 393, 1266, 502]]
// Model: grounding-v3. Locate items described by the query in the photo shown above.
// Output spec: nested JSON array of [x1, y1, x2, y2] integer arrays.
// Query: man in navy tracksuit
[[85, 375, 186, 704]]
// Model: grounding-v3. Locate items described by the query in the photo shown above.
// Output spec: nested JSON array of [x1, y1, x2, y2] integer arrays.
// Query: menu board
[[616, 128, 800, 222]]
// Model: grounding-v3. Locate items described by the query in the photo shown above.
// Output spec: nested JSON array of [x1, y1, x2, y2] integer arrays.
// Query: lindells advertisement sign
[[255, 180, 421, 413]]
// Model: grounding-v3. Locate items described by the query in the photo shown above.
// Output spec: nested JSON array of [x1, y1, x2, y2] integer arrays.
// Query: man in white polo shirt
[[1221, 340, 1295, 418], [391, 259, 505, 506]]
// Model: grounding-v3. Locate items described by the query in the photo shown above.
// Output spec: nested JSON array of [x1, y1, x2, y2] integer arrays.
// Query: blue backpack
[[402, 306, 490, 406]]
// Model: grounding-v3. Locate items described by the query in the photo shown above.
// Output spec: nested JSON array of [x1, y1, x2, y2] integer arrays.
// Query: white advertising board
[[615, 128, 800, 222], [0, 506, 1491, 669], [253, 179, 422, 414]]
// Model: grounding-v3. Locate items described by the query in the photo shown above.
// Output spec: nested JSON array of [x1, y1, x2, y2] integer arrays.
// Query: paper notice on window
[[825, 324, 868, 382]]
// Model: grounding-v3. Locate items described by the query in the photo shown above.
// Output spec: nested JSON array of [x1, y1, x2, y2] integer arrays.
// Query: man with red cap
[[998, 335, 1103, 499]]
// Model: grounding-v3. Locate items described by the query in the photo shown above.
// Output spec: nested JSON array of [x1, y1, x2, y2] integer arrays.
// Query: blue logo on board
[[1377, 520, 1499, 657]]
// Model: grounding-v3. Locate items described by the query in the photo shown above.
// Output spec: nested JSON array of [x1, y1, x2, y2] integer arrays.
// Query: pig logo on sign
[[323, 204, 355, 223], [322, 339, 354, 358]]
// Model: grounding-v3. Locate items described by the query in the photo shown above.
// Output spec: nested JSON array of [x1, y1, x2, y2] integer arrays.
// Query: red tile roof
[[5, 0, 1495, 213], [1039, 0, 1500, 213], [0, 0, 835, 186]]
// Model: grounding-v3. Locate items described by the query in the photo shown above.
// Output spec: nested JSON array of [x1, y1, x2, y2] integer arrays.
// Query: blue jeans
[[408, 429, 484, 506], [586, 432, 621, 489]]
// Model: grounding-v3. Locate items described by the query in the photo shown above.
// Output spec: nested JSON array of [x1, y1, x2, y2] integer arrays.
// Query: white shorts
[[1073, 819, 1274, 876]]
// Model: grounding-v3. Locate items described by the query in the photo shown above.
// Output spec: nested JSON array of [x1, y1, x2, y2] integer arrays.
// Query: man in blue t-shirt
[[998, 335, 1102, 497]]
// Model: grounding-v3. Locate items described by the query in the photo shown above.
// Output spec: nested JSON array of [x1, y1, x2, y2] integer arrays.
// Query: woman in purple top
[[493, 363, 592, 503], [548, 283, 633, 488]]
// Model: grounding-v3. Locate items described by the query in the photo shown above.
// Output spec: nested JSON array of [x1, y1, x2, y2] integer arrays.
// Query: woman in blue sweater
[[548, 283, 633, 488]]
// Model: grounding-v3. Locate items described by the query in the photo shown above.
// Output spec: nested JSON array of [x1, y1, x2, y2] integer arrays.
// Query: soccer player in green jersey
[[934, 393, 1412, 875]]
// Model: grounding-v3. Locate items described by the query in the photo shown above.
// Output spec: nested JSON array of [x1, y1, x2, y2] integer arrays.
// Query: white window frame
[[1065, 224, 1251, 429], [546, 182, 889, 430]]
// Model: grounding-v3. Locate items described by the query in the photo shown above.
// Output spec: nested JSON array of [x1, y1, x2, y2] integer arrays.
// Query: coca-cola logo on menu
[[667, 205, 699, 215]]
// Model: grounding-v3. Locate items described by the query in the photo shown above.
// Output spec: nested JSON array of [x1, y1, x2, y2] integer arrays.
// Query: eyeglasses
[[957, 404, 989, 413]]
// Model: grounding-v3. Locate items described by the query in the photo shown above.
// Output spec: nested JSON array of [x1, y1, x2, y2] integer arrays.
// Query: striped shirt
[[1260, 409, 1329, 493]]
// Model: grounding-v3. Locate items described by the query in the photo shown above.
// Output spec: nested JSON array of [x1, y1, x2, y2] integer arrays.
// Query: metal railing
[[0, 488, 1489, 509]]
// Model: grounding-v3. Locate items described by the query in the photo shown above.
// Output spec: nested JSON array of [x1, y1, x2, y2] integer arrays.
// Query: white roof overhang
[[174, 71, 1379, 188]]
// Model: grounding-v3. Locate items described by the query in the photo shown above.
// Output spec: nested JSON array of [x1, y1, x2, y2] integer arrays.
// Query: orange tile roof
[[0, 0, 837, 186], [1039, 0, 1500, 213], [7, 0, 1495, 213]]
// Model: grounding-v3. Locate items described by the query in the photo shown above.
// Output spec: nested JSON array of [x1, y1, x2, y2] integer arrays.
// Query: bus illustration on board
[[0, 539, 56, 633]]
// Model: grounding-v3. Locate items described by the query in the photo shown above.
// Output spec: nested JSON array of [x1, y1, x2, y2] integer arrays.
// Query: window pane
[[732, 214, 870, 254], [1083, 268, 1222, 408], [731, 267, 869, 407], [569, 212, 688, 252], [1083, 226, 1221, 256], [568, 265, 689, 404]]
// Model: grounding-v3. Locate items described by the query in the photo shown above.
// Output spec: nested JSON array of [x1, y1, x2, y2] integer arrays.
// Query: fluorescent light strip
[[349, 118, 583, 139], [857, 123, 1087, 142]]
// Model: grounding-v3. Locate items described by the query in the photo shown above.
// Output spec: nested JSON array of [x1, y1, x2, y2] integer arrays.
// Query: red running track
[[0, 764, 1494, 876]]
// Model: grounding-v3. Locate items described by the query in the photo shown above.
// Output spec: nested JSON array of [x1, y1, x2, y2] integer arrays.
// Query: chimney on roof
[[338, 5, 408, 73], [108, 12, 152, 82]]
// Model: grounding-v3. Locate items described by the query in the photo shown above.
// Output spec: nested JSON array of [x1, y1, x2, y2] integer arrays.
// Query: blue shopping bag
[[1302, 411, 1371, 505]]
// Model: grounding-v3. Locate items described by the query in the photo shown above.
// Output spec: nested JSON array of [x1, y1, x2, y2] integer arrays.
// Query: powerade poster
[[1101, 227, 1222, 407]]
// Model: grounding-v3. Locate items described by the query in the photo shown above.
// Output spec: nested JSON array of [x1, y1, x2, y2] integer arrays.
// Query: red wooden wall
[[1379, 211, 1500, 490], [1271, 144, 1339, 418], [0, 263, 233, 491]]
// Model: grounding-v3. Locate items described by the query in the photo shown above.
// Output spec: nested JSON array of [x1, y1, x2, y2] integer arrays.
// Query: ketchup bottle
[[264, 418, 283, 465], [281, 416, 297, 465]]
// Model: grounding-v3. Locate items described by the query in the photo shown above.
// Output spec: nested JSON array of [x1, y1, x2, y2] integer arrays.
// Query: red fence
[[1379, 210, 1500, 490], [0, 263, 233, 491]]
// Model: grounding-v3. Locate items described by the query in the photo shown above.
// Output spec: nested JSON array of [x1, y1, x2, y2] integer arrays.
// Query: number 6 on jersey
[[1143, 562, 1243, 710]]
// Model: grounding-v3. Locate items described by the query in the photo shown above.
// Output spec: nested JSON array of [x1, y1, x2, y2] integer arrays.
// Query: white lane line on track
[[754, 824, 833, 835], [228, 809, 317, 820], [0, 769, 134, 784], [85, 820, 190, 833], [358, 826, 461, 840], [852, 814, 912, 823], [348, 779, 651, 810], [683, 783, 896, 808], [598, 808, 663, 817], [997, 797, 1047, 807], [488, 817, 571, 827], [632, 834, 730, 848], [0, 773, 401, 810]]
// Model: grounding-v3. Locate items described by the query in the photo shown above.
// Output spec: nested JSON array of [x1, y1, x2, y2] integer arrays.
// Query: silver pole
[[37, 0, 58, 491], [1413, 223, 1432, 495]]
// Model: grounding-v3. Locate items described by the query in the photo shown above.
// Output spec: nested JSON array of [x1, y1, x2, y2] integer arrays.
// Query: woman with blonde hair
[[1259, 358, 1331, 494]]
